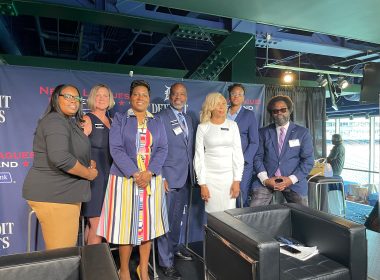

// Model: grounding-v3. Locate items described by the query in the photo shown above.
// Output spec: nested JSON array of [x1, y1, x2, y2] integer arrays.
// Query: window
[[327, 116, 379, 206]]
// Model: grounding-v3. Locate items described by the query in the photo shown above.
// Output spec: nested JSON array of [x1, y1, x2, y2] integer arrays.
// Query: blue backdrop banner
[[0, 65, 264, 255]]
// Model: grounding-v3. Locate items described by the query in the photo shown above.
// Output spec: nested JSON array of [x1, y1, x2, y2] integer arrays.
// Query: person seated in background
[[23, 84, 98, 250], [81, 84, 115, 245], [250, 95, 314, 207], [194, 93, 244, 213], [327, 134, 345, 177]]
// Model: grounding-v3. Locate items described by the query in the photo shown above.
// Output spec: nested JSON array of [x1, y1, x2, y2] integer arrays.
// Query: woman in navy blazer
[[97, 80, 168, 280]]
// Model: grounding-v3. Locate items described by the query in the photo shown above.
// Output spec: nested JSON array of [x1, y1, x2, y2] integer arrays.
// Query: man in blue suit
[[227, 83, 259, 207], [156, 83, 195, 280], [251, 95, 314, 206]]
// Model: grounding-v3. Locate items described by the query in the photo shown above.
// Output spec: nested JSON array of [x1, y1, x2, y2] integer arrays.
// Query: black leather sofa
[[205, 203, 367, 280], [0, 243, 119, 280]]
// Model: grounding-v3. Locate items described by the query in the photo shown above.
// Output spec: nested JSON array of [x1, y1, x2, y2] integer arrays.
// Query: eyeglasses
[[271, 108, 288, 114], [59, 93, 83, 102], [230, 93, 244, 97]]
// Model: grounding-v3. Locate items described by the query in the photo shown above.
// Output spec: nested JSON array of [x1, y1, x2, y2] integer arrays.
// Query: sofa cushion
[[280, 254, 350, 280], [227, 205, 292, 237], [0, 255, 81, 280]]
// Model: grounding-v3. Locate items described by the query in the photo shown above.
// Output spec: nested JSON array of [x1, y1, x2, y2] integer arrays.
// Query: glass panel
[[325, 116, 377, 223], [339, 117, 369, 174], [373, 116, 380, 185], [325, 118, 336, 158]]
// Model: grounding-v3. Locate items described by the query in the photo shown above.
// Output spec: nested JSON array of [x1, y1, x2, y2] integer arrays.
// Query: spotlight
[[337, 77, 349, 89], [316, 74, 328, 87], [282, 71, 294, 84], [327, 74, 339, 111]]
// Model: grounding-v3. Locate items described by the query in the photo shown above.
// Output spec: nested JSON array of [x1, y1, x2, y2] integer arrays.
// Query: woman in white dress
[[194, 93, 244, 213]]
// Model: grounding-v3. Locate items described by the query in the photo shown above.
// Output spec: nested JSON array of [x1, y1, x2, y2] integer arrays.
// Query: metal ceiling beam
[[12, 0, 176, 34], [10, 0, 229, 36], [136, 36, 169, 66], [134, 0, 380, 44], [264, 64, 363, 78], [115, 31, 140, 64], [115, 0, 226, 30], [189, 32, 253, 80], [0, 53, 188, 77]]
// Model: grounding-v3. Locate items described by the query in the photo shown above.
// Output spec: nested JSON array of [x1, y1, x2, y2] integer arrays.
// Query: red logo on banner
[[0, 152, 34, 168]]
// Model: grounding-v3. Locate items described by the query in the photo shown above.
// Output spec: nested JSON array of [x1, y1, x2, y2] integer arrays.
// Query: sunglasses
[[271, 108, 288, 114]]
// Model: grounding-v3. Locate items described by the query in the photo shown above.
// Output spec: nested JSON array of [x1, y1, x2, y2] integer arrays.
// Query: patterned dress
[[97, 118, 168, 245]]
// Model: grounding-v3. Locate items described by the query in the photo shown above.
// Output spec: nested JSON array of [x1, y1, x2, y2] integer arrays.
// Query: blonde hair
[[86, 84, 115, 111], [200, 92, 227, 123]]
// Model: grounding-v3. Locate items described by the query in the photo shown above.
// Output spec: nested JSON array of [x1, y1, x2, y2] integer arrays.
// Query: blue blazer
[[234, 107, 259, 165], [157, 108, 195, 188], [109, 112, 168, 178], [253, 122, 314, 195]]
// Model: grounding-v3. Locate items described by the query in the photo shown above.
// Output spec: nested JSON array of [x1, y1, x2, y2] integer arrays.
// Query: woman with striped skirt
[[97, 80, 168, 280]]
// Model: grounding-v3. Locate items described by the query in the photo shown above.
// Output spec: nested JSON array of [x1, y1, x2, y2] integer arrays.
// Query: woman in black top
[[82, 84, 115, 245], [23, 84, 98, 250]]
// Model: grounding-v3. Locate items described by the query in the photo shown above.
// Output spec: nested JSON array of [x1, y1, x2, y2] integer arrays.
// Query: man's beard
[[171, 103, 184, 111], [274, 115, 289, 126]]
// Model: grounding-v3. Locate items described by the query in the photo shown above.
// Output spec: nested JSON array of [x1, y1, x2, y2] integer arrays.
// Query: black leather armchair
[[205, 203, 367, 280], [0, 243, 119, 280]]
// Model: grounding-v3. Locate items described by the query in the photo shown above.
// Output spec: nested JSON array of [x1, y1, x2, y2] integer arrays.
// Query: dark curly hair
[[266, 95, 294, 115]]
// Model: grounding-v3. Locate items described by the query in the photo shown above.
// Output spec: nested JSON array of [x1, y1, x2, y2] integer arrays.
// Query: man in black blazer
[[227, 83, 259, 207]]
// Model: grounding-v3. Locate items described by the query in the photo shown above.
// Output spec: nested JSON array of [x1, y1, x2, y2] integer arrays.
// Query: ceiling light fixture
[[316, 74, 328, 87], [337, 77, 349, 89], [282, 71, 294, 84], [327, 74, 339, 111]]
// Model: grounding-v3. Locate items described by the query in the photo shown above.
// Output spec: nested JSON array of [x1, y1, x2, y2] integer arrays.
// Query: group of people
[[23, 80, 319, 280]]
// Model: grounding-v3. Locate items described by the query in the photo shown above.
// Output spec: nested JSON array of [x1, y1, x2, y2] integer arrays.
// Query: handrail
[[343, 167, 379, 174]]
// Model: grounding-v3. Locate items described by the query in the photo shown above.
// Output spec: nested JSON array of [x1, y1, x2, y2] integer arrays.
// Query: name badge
[[95, 123, 104, 129], [173, 126, 183, 135], [289, 139, 300, 147], [221, 127, 229, 131], [170, 120, 179, 125]]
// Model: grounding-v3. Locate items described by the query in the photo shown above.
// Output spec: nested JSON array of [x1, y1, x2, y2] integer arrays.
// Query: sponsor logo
[[0, 161, 19, 168], [244, 99, 261, 105], [39, 86, 130, 104], [0, 172, 12, 183], [164, 85, 170, 101], [0, 95, 12, 123], [0, 222, 15, 249], [0, 152, 34, 170]]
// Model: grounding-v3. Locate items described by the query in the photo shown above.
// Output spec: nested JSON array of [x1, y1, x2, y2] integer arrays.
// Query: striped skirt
[[97, 174, 168, 245]]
